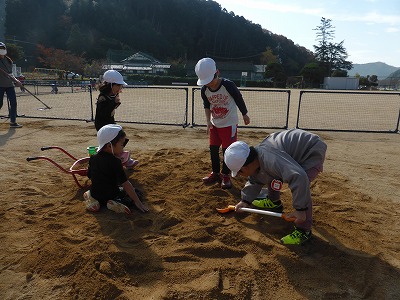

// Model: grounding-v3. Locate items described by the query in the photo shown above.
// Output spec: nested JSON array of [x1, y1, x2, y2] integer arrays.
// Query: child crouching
[[84, 124, 148, 214]]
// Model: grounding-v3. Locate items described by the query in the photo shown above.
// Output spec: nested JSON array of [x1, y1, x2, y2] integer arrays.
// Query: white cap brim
[[114, 80, 127, 86], [197, 74, 214, 86]]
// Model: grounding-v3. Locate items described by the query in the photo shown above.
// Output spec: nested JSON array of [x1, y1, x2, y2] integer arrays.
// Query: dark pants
[[300, 161, 325, 231], [210, 145, 230, 175], [0, 86, 18, 123], [267, 160, 325, 232]]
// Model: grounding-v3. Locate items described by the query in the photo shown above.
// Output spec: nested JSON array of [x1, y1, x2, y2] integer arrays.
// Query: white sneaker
[[83, 190, 100, 212], [107, 200, 131, 214]]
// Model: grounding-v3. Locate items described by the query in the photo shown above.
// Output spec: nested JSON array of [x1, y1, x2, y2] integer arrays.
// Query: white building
[[103, 52, 170, 75], [323, 77, 359, 90]]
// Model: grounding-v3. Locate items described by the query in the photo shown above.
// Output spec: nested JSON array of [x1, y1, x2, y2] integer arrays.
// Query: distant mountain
[[387, 69, 400, 78], [348, 62, 399, 79], [378, 69, 400, 87]]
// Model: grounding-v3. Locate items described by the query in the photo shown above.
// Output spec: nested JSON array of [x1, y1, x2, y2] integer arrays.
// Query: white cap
[[0, 42, 7, 56], [195, 58, 216, 86], [224, 141, 250, 177], [97, 124, 122, 152], [103, 70, 127, 85]]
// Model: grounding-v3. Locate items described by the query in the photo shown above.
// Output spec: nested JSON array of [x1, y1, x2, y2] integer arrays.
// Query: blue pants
[[0, 86, 17, 123]]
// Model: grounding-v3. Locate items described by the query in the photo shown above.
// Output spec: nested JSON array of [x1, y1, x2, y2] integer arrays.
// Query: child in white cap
[[94, 69, 138, 169], [224, 129, 327, 245], [195, 57, 250, 189], [84, 124, 149, 214]]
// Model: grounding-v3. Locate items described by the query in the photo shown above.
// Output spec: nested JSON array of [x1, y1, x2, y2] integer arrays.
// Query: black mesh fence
[[9, 85, 189, 126], [296, 90, 400, 133], [17, 81, 94, 96], [5, 84, 94, 121], [113, 86, 189, 127], [191, 88, 290, 129], [2, 85, 399, 133]]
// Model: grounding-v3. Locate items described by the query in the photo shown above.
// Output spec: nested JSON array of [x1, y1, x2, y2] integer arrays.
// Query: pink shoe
[[202, 172, 221, 184], [220, 174, 232, 189], [125, 158, 139, 169]]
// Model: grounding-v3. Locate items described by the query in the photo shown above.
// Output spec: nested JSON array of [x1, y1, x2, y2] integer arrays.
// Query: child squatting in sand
[[84, 124, 148, 214]]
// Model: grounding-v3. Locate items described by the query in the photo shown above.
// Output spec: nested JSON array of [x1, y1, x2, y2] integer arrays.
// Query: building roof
[[121, 52, 170, 68], [103, 51, 170, 71]]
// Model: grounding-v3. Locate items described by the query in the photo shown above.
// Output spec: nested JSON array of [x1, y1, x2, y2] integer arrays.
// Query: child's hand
[[235, 200, 250, 212], [286, 210, 306, 225], [206, 122, 213, 134], [243, 114, 250, 125], [134, 199, 149, 213], [114, 94, 121, 104]]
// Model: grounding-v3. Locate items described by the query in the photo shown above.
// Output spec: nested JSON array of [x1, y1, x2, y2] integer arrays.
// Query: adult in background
[[195, 57, 250, 189], [0, 42, 23, 128], [224, 129, 327, 245]]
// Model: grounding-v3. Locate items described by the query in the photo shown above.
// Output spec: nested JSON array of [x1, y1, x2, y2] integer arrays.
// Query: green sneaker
[[252, 198, 283, 212], [280, 227, 311, 245]]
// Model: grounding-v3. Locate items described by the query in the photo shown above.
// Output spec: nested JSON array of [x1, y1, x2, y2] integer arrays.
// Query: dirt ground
[[0, 118, 399, 300]]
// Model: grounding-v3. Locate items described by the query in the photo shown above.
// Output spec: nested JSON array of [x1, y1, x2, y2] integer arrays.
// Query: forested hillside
[[4, 0, 314, 76]]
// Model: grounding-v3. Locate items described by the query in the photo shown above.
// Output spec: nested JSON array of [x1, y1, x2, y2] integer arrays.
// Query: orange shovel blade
[[216, 205, 236, 213]]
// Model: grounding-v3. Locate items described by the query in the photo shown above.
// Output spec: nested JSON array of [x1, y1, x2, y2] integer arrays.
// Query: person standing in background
[[94, 69, 139, 169], [0, 42, 23, 128]]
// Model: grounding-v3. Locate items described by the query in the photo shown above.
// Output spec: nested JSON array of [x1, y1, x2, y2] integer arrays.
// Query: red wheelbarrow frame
[[27, 146, 90, 188]]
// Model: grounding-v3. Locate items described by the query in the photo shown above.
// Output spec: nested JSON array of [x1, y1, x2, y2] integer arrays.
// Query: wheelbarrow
[[27, 146, 90, 188], [27, 146, 135, 188]]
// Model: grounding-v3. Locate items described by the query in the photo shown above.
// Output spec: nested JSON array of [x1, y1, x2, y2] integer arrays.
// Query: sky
[[214, 0, 400, 67]]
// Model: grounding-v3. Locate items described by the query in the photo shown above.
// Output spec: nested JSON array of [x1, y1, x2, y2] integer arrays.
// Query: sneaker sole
[[107, 200, 131, 214], [84, 191, 100, 212]]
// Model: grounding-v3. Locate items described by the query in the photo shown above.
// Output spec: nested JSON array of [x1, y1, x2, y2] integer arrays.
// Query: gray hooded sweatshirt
[[241, 129, 327, 210]]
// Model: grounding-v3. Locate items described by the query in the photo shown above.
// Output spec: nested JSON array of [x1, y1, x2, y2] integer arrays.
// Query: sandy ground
[[1, 113, 400, 299]]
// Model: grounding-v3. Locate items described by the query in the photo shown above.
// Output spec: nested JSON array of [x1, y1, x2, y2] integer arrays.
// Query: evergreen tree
[[265, 62, 287, 87], [4, 0, 315, 76], [313, 17, 352, 76]]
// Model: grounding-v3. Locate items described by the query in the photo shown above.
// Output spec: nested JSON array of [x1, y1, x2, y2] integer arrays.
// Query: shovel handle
[[239, 207, 295, 222], [238, 207, 282, 217], [216, 205, 295, 222]]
